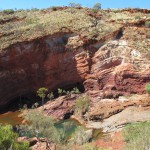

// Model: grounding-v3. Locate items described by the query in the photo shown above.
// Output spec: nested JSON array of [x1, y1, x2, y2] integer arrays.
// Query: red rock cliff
[[0, 9, 150, 107], [0, 33, 90, 107]]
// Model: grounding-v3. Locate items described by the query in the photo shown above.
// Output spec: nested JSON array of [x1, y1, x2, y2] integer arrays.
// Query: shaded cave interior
[[1, 82, 85, 113]]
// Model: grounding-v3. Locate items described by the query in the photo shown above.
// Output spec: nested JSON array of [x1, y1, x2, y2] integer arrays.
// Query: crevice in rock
[[115, 28, 124, 40], [63, 111, 74, 120]]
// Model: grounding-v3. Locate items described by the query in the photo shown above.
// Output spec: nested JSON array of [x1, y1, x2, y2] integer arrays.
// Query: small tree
[[37, 87, 48, 108], [18, 110, 60, 149], [145, 83, 150, 95], [58, 88, 63, 96], [47, 92, 54, 100], [57, 88, 68, 96], [93, 3, 101, 12]]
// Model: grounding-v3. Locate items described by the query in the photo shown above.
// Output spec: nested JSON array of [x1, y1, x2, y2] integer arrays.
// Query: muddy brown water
[[0, 111, 23, 126]]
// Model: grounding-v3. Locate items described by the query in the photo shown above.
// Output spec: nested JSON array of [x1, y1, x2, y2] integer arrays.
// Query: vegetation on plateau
[[1, 4, 150, 50]]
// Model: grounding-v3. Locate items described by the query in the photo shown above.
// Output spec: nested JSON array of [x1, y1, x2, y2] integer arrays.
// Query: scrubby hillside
[[0, 7, 149, 50]]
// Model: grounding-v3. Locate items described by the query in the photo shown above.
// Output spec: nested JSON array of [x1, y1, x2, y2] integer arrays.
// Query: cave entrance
[[0, 93, 39, 113], [0, 82, 85, 113]]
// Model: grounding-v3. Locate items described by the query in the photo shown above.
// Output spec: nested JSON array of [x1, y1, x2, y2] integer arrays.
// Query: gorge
[[0, 6, 150, 150]]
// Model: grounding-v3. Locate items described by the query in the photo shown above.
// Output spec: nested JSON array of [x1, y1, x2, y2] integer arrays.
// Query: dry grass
[[0, 7, 149, 51]]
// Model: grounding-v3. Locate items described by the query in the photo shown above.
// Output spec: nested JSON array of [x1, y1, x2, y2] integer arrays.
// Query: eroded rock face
[[0, 33, 90, 107], [39, 94, 80, 119], [87, 105, 150, 132], [84, 36, 150, 100], [0, 26, 150, 108]]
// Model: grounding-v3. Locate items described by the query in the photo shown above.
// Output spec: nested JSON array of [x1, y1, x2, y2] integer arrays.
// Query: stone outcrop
[[87, 106, 150, 132], [39, 94, 80, 119], [88, 95, 150, 121], [84, 27, 150, 100]]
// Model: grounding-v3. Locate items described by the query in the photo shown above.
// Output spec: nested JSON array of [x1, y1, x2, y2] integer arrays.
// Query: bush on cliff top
[[2, 9, 15, 14], [93, 3, 101, 10], [0, 7, 122, 50]]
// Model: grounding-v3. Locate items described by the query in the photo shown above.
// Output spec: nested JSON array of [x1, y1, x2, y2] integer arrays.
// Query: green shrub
[[58, 88, 63, 96], [3, 9, 15, 14], [71, 87, 81, 94], [74, 96, 90, 117], [47, 92, 54, 100], [37, 87, 48, 107], [31, 8, 39, 11], [145, 83, 150, 94], [145, 21, 150, 28], [25, 17, 38, 25], [19, 110, 60, 145], [0, 125, 30, 150], [122, 122, 150, 150], [58, 87, 80, 96]]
